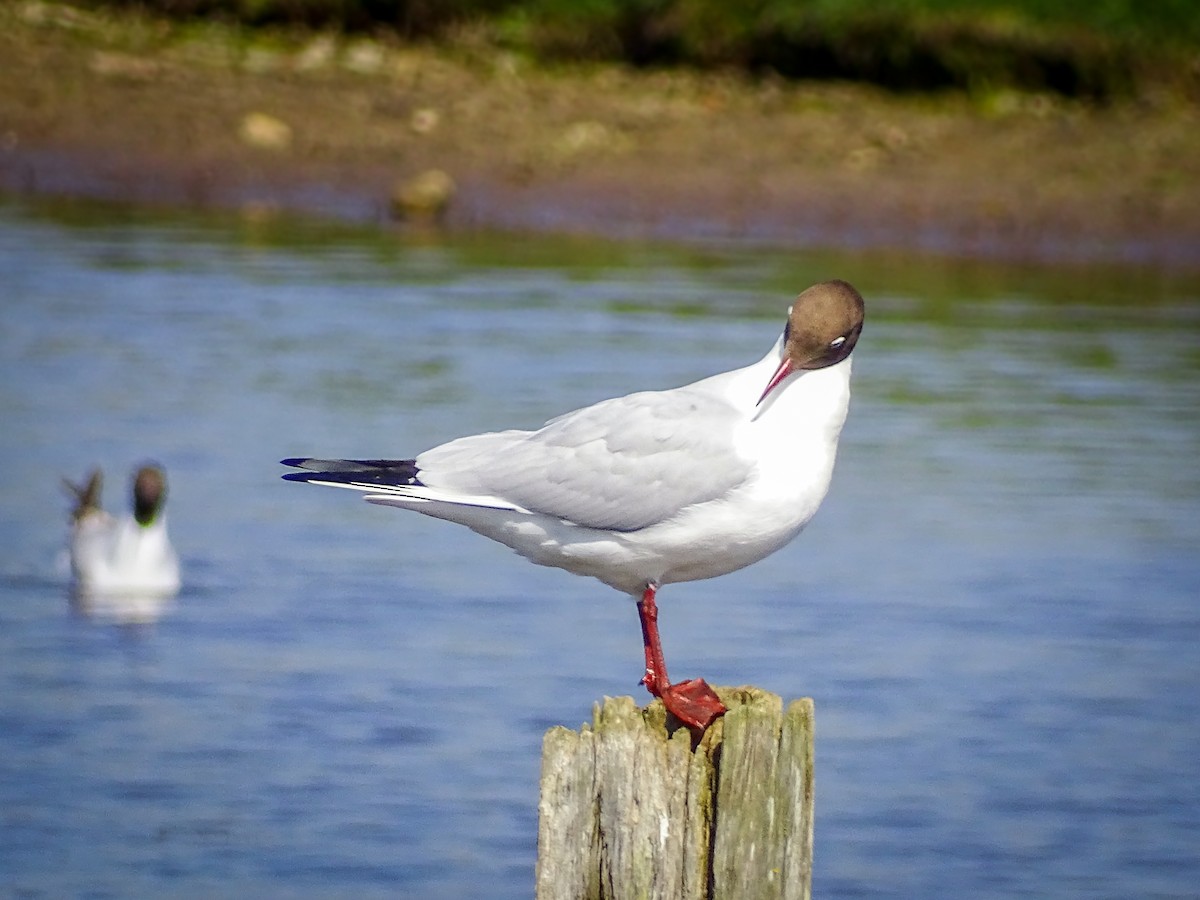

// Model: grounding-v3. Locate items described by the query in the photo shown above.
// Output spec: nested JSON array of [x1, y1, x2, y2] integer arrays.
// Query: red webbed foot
[[659, 677, 727, 732]]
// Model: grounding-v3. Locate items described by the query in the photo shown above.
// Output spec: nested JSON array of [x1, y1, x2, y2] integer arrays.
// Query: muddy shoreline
[[3, 3, 1198, 269]]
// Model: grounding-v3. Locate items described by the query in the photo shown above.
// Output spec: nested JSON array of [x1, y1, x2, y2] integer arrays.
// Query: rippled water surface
[[2, 199, 1198, 898]]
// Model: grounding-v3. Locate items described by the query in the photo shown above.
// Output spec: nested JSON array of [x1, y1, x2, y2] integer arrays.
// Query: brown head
[[133, 465, 168, 526], [758, 280, 865, 405]]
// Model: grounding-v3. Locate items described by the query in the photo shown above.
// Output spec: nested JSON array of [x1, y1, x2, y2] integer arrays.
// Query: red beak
[[756, 358, 794, 406]]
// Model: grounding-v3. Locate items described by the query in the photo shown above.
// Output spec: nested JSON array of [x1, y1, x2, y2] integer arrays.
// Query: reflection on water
[[70, 589, 176, 626], [1, 198, 1198, 898]]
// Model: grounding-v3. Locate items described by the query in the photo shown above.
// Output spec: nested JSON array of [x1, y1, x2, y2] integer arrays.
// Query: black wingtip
[[279, 457, 424, 487], [282, 471, 318, 482]]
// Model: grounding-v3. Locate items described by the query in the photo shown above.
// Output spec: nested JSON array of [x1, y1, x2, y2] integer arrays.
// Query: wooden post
[[536, 687, 814, 900]]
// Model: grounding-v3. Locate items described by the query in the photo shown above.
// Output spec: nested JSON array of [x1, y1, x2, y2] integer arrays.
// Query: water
[[2, 197, 1198, 898]]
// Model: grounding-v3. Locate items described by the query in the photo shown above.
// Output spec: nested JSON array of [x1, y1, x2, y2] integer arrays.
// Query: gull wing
[[417, 388, 750, 532]]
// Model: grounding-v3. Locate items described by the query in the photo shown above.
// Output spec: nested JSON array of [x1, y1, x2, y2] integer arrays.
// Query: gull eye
[[783, 321, 792, 342], [829, 335, 846, 349]]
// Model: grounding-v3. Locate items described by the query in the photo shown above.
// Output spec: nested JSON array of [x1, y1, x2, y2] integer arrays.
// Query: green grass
[[80, 0, 1200, 98]]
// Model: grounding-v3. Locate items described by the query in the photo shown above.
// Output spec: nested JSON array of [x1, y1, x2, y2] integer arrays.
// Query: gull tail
[[280, 457, 529, 514]]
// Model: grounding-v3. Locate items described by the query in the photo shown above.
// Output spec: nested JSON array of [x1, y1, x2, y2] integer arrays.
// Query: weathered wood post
[[536, 686, 814, 900]]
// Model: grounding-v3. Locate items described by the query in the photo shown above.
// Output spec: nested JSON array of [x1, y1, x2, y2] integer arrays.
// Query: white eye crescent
[[830, 336, 846, 349]]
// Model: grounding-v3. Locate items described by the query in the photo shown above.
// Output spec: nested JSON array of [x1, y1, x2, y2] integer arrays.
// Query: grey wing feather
[[416, 389, 749, 531]]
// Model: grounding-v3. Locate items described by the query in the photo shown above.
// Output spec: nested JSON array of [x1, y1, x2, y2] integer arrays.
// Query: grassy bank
[[4, 1, 1199, 267], [84, 0, 1200, 100]]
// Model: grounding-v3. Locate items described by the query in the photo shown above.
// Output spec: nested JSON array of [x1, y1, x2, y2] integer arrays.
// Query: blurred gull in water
[[63, 463, 181, 621]]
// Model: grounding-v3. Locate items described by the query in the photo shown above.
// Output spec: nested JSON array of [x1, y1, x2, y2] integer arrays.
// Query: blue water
[[2, 198, 1198, 898]]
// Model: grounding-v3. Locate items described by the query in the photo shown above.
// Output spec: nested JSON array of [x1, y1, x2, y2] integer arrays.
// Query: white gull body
[[381, 345, 845, 595], [284, 281, 863, 598]]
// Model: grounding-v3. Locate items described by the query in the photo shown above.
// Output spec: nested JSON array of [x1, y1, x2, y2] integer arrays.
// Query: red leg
[[637, 582, 671, 696], [637, 583, 727, 732]]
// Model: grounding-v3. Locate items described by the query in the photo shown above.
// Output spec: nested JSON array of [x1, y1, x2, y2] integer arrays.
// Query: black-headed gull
[[64, 464, 180, 599], [284, 280, 864, 730]]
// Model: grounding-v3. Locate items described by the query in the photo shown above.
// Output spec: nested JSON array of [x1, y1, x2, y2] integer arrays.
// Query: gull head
[[133, 465, 168, 527], [757, 280, 865, 406]]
